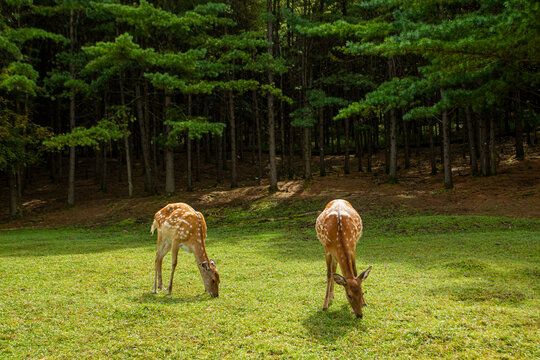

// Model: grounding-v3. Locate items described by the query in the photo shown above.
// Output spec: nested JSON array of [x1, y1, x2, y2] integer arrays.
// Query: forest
[[1, 0, 539, 217]]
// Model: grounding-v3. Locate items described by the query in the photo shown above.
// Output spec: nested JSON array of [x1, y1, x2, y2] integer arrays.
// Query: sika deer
[[151, 203, 220, 297], [316, 199, 372, 318]]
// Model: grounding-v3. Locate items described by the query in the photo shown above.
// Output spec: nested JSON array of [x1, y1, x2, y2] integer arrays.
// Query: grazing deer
[[151, 203, 220, 297], [316, 199, 372, 318]]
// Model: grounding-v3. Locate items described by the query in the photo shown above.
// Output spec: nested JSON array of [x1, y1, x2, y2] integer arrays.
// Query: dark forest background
[[2, 0, 539, 217]]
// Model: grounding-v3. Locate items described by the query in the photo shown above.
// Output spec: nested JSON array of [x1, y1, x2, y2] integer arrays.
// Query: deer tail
[[150, 219, 158, 235]]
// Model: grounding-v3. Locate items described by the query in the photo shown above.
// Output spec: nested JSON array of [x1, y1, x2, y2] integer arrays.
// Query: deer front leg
[[167, 241, 180, 295], [323, 253, 336, 310], [153, 254, 160, 294]]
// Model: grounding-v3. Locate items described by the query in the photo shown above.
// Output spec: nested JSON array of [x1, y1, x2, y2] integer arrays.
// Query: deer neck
[[335, 248, 357, 279], [192, 242, 209, 265]]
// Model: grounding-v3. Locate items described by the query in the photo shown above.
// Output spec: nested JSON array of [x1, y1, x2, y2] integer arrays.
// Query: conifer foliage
[[1, 0, 538, 216]]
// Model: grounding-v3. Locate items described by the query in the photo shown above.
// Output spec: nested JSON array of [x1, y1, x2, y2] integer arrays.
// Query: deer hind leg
[[329, 256, 337, 302], [323, 253, 337, 310], [167, 241, 180, 295], [154, 231, 171, 293]]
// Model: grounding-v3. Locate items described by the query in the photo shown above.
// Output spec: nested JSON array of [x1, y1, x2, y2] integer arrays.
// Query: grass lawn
[[1, 201, 539, 359]]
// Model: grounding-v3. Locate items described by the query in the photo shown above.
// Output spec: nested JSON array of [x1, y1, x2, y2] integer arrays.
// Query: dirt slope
[[1, 142, 539, 229]]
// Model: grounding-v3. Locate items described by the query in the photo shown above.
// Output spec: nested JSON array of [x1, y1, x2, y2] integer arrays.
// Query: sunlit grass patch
[[1, 207, 539, 359]]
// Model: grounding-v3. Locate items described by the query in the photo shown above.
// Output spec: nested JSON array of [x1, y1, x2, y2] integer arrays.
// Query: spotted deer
[[316, 199, 372, 318], [151, 203, 220, 297]]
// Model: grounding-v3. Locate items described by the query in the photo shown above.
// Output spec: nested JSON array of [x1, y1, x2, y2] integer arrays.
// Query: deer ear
[[357, 266, 372, 282], [333, 274, 347, 286], [200, 261, 211, 271]]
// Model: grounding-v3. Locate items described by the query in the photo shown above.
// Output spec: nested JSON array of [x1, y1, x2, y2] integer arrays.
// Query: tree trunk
[[203, 102, 211, 165], [415, 121, 421, 157], [514, 90, 524, 160], [267, 0, 278, 190], [238, 116, 243, 161], [441, 90, 453, 189], [461, 113, 467, 159], [367, 124, 373, 172], [374, 116, 380, 147], [429, 117, 437, 175], [101, 147, 107, 192], [95, 143, 102, 185], [303, 127, 312, 179], [147, 82, 158, 186], [355, 126, 363, 172], [525, 117, 531, 145], [344, 118, 350, 174], [319, 108, 325, 176], [465, 107, 478, 175], [196, 138, 201, 182], [384, 113, 390, 174], [280, 83, 286, 173], [9, 170, 22, 217], [479, 115, 489, 176], [187, 133, 193, 191], [336, 119, 341, 155], [228, 90, 238, 188], [217, 133, 223, 183], [67, 8, 76, 206], [288, 121, 294, 179], [403, 117, 410, 168], [54, 98, 63, 182], [68, 93, 76, 206], [123, 129, 133, 197], [489, 113, 497, 175], [186, 95, 194, 190], [94, 102, 101, 185], [136, 82, 155, 194], [205, 133, 211, 164], [388, 109, 398, 183], [386, 57, 397, 181], [252, 90, 263, 183], [164, 92, 175, 194], [119, 75, 133, 197], [439, 122, 444, 163]]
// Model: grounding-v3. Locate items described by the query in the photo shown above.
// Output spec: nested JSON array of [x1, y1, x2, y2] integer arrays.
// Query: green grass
[[1, 203, 539, 359]]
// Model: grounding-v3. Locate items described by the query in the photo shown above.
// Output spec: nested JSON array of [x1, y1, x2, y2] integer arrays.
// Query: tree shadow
[[132, 292, 213, 305], [302, 303, 367, 344], [0, 228, 152, 257]]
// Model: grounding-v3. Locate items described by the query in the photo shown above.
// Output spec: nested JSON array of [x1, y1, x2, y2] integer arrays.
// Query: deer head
[[198, 260, 220, 297], [333, 266, 371, 318]]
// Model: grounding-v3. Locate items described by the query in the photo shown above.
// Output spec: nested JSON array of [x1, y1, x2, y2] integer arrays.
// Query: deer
[[151, 203, 220, 297], [316, 199, 372, 318]]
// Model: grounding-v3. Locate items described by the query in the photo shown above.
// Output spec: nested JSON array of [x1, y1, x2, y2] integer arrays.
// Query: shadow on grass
[[0, 228, 152, 257], [132, 292, 213, 305], [429, 281, 528, 304], [302, 303, 366, 344]]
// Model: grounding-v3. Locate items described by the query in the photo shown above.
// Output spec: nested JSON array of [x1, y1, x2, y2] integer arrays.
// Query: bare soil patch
[[1, 141, 539, 229]]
